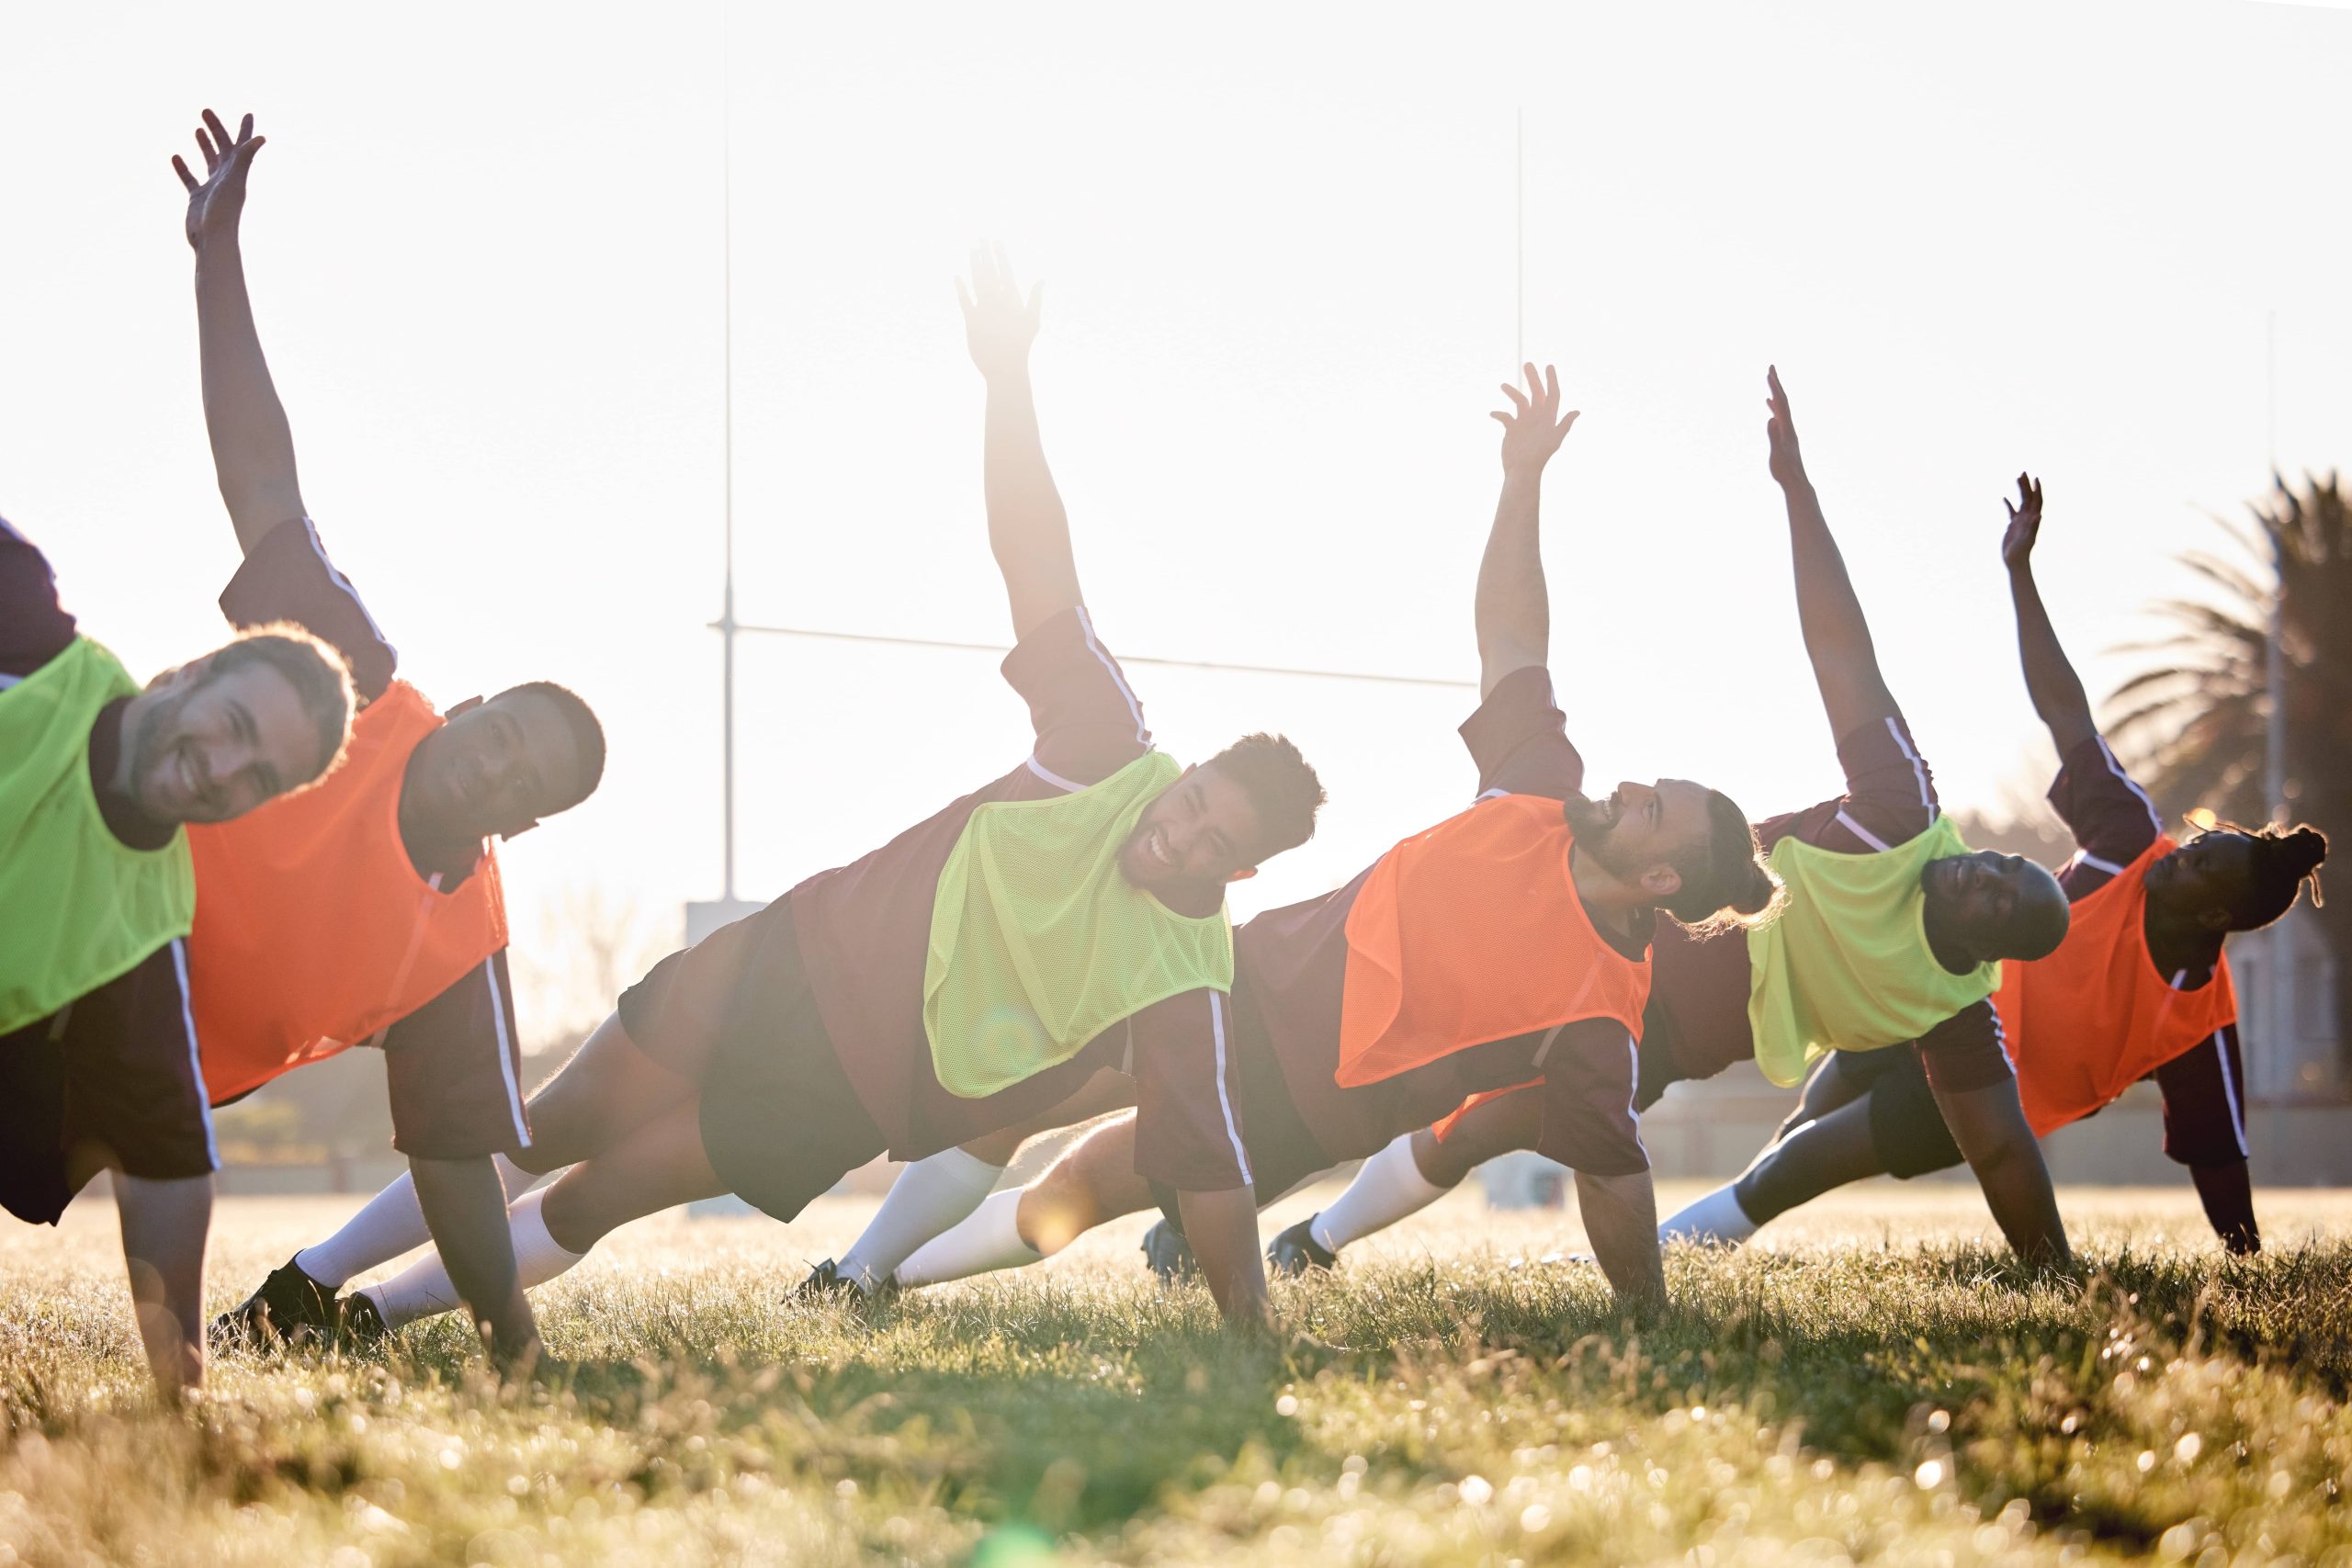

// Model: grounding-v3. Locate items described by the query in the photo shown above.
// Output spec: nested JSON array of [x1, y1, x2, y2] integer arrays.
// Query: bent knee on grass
[[1016, 1126, 1152, 1256]]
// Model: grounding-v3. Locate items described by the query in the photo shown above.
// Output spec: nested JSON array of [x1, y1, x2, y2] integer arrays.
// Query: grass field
[[2, 1181, 2348, 1565]]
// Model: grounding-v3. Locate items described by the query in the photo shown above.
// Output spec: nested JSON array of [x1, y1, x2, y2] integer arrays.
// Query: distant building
[[2233, 910, 2343, 1100]]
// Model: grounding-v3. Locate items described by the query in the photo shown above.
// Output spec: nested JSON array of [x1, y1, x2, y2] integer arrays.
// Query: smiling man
[[159, 112, 605, 1367], [277, 245, 1326, 1340], [0, 515, 353, 1400], [822, 363, 1781, 1313]]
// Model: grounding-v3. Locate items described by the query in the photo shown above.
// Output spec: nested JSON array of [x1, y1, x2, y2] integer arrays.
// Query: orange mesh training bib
[[1994, 834, 2237, 1135], [187, 681, 509, 1103], [1338, 794, 1650, 1088]]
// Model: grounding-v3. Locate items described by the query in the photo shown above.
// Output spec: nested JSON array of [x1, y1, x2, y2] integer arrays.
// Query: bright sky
[[6, 2, 2347, 1032]]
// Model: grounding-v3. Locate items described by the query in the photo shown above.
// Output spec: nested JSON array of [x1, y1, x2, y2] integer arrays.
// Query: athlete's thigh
[[1778, 1051, 1870, 1138], [538, 1100, 726, 1250], [1415, 1088, 1544, 1185], [517, 1012, 697, 1172], [1050, 1111, 1157, 1218], [1742, 1094, 1890, 1218]]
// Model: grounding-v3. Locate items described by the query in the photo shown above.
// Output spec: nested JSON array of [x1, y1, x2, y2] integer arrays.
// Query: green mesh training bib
[[1744, 814, 1998, 1088], [924, 750, 1233, 1099], [0, 637, 195, 1035]]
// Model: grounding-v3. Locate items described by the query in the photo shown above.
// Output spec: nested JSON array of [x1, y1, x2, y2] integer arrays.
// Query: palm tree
[[2104, 471, 2352, 1071]]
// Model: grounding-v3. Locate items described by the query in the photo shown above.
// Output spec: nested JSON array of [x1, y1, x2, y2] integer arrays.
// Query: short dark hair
[[2222, 821, 2328, 931], [1663, 787, 1783, 934], [494, 680, 607, 814], [1204, 732, 1325, 862], [206, 621, 356, 790]]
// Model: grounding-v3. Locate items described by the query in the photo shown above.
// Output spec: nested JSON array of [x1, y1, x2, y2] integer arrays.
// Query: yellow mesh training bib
[[924, 751, 1233, 1099], [0, 637, 196, 1035], [1744, 815, 1998, 1087]]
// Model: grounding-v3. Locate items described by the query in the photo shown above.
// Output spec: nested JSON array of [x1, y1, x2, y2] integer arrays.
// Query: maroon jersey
[[1232, 666, 1649, 1179], [212, 517, 526, 1157], [2043, 735, 2245, 1163], [639, 607, 1254, 1190]]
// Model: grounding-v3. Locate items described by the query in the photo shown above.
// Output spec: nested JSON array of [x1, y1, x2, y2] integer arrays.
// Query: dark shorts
[[1149, 1024, 1331, 1235], [619, 903, 886, 1224], [0, 941, 218, 1225], [1823, 1047, 1965, 1180]]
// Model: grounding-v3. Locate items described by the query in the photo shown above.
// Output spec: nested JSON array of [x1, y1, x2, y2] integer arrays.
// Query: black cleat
[[792, 1258, 890, 1304], [329, 1289, 387, 1349], [211, 1256, 339, 1349], [1138, 1219, 1198, 1283], [1266, 1216, 1338, 1276]]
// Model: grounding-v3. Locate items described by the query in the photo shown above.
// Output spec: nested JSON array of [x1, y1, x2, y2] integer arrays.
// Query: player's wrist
[[191, 230, 244, 266]]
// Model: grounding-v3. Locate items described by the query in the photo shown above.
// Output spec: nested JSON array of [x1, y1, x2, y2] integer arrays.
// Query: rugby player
[[1650, 474, 2325, 1254], [280, 246, 1326, 1335], [1261, 371, 2079, 1273], [844, 362, 1781, 1309], [1, 517, 352, 1397], [159, 111, 605, 1363]]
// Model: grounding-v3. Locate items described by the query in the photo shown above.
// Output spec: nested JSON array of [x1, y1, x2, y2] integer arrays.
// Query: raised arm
[[960, 246, 1080, 643], [1475, 363, 1580, 699], [1998, 474, 2098, 756], [1764, 367, 1901, 739], [174, 109, 305, 554]]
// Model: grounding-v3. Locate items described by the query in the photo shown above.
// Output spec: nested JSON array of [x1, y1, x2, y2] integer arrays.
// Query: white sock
[[356, 1188, 586, 1330], [1311, 1133, 1449, 1253], [1657, 1183, 1758, 1247], [893, 1188, 1041, 1288], [837, 1147, 1005, 1294], [297, 1153, 540, 1289]]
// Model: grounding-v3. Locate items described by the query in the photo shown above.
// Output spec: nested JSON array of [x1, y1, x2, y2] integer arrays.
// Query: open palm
[[957, 243, 1041, 381], [172, 108, 264, 250], [1490, 362, 1578, 475]]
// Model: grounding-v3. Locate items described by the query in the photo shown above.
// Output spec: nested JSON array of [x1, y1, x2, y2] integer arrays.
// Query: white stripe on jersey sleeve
[[1883, 716, 1936, 821], [1073, 606, 1148, 747], [1207, 992, 1252, 1187], [482, 957, 531, 1150], [297, 518, 401, 671], [168, 939, 220, 1166], [2093, 737, 2164, 836]]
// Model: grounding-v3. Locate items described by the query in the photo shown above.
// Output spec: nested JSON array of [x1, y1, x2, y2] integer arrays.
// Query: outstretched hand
[[1490, 363, 1578, 476], [957, 243, 1041, 382], [2000, 473, 2045, 570], [1764, 365, 1806, 490], [173, 109, 264, 251]]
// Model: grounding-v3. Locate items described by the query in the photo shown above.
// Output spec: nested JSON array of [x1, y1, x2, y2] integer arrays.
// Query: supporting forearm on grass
[[116, 1172, 214, 1401], [413, 1155, 540, 1364], [1178, 1187, 1272, 1328], [1576, 1168, 1666, 1313], [2189, 1159, 2261, 1255], [1935, 1080, 2072, 1268]]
